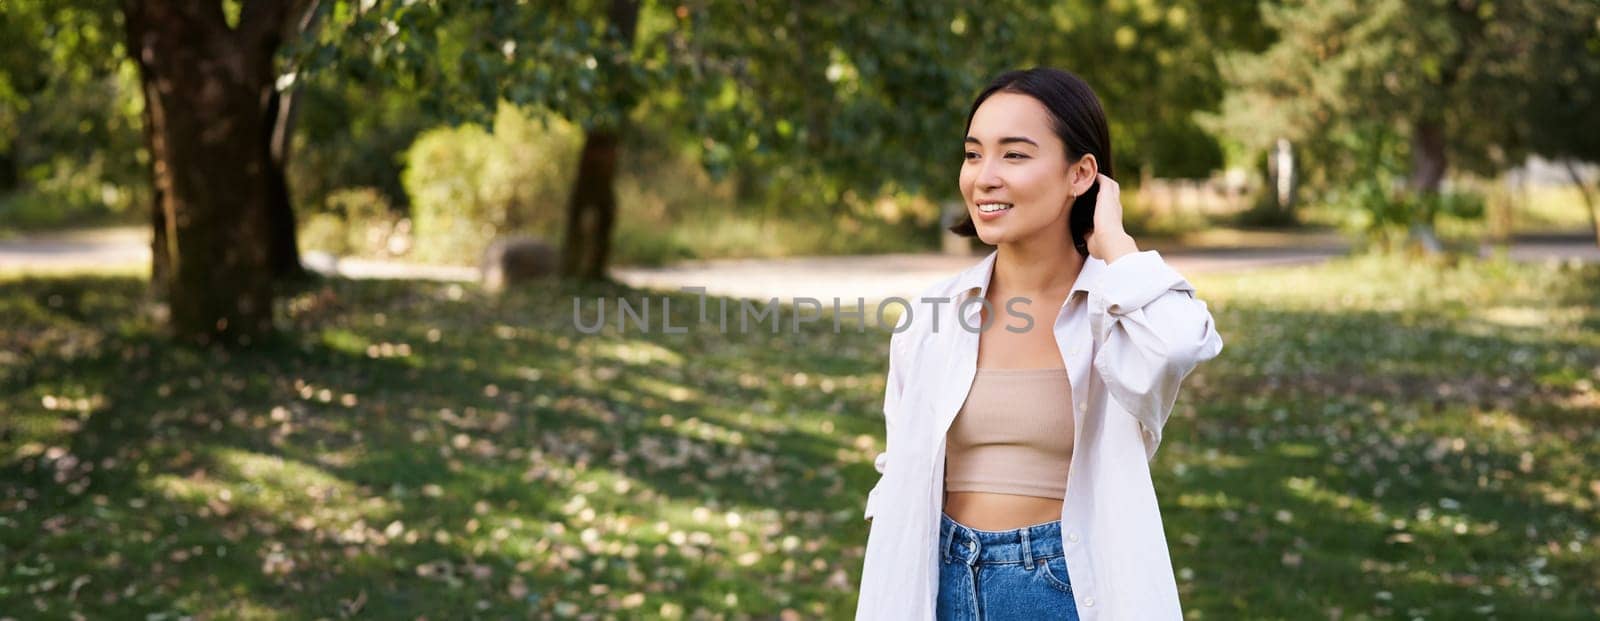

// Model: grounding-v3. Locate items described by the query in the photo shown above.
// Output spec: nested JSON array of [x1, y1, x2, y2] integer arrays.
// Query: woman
[[856, 68, 1224, 620]]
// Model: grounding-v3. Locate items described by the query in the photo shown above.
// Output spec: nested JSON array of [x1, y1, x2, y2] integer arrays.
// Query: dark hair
[[949, 67, 1114, 257]]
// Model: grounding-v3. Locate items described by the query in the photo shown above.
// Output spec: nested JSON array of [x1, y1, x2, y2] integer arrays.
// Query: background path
[[3, 226, 1594, 303]]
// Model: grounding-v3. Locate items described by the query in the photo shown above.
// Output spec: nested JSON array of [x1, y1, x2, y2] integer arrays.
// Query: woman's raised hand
[[1086, 173, 1138, 262]]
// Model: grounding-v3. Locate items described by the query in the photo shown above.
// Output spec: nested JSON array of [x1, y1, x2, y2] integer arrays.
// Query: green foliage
[[0, 0, 1286, 250], [302, 0, 1271, 217], [291, 1, 635, 130], [297, 187, 408, 258], [363, 87, 940, 268], [1022, 0, 1271, 179], [288, 76, 437, 216], [1211, 0, 1600, 229], [0, 0, 144, 228], [0, 151, 145, 229], [401, 103, 582, 265], [1324, 177, 1488, 252], [297, 211, 353, 256], [607, 119, 941, 266], [1517, 0, 1600, 163]]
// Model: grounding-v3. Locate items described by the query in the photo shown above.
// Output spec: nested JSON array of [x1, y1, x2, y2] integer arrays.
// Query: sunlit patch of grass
[[1518, 185, 1598, 232], [595, 339, 686, 367], [1176, 490, 1245, 511], [614, 208, 936, 266], [630, 376, 701, 404], [167, 598, 288, 621], [1283, 475, 1385, 522], [149, 447, 393, 521]]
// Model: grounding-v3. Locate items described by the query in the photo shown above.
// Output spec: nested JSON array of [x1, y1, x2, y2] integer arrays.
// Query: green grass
[[2, 254, 1597, 619], [1516, 186, 1597, 234], [610, 209, 939, 267]]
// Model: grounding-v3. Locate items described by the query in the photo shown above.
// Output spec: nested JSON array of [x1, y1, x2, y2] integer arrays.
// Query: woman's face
[[959, 92, 1085, 247]]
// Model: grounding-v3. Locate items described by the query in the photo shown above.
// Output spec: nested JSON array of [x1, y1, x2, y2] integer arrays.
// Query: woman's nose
[[977, 162, 1003, 190]]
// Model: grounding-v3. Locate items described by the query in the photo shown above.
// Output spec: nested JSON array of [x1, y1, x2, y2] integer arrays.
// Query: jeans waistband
[[939, 511, 1065, 567]]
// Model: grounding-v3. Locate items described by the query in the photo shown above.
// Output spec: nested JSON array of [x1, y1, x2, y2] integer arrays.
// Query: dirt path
[[3, 226, 1594, 303]]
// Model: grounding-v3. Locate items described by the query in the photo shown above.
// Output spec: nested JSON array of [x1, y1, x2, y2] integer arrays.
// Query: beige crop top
[[944, 367, 1074, 500]]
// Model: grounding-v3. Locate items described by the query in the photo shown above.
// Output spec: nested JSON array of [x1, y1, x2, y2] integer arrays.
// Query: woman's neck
[[992, 232, 1084, 300]]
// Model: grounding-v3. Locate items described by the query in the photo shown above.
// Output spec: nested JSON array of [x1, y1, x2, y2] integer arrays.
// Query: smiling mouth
[[978, 203, 1013, 213]]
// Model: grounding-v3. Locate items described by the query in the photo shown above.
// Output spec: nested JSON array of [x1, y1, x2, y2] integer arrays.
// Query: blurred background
[[2, 0, 1597, 619]]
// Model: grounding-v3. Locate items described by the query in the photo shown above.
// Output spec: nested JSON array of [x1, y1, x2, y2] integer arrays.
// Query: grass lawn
[[2, 254, 1597, 620]]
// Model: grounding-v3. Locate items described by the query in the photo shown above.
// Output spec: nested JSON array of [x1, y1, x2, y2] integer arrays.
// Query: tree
[[1014, 1, 1274, 180], [296, 1, 629, 279], [1514, 0, 1600, 246], [1212, 0, 1600, 252], [560, 0, 640, 280], [306, 0, 985, 280], [122, 0, 311, 344], [306, 1, 1273, 279]]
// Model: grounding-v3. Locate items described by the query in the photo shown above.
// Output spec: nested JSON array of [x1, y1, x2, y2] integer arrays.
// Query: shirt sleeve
[[1087, 250, 1224, 461], [865, 328, 910, 522]]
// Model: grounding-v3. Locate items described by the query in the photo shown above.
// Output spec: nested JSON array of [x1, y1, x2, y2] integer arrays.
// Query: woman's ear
[[1069, 154, 1099, 197]]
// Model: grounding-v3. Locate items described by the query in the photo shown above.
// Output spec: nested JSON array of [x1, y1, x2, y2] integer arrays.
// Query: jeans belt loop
[[1020, 527, 1033, 569], [941, 518, 958, 563]]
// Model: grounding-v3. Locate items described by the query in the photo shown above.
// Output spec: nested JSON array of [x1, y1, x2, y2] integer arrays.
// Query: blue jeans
[[937, 511, 1081, 620]]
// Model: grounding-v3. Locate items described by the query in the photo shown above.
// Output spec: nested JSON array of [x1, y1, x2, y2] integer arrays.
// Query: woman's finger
[[1097, 173, 1119, 196]]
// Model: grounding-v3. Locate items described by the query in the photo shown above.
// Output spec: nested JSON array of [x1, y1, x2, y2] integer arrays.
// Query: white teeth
[[979, 203, 1013, 213]]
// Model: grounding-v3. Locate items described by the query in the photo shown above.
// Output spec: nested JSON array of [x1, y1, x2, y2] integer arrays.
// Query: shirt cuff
[[1094, 250, 1193, 314]]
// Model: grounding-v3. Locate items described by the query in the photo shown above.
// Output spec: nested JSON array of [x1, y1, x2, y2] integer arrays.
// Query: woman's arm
[[1087, 250, 1224, 461], [1084, 175, 1224, 461]]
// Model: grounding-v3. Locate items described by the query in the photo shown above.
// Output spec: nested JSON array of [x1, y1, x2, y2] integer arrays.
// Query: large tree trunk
[[124, 0, 297, 346], [558, 0, 639, 281], [1408, 118, 1447, 254]]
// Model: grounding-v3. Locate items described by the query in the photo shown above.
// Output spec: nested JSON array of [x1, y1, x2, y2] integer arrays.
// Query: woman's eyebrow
[[964, 136, 1039, 147]]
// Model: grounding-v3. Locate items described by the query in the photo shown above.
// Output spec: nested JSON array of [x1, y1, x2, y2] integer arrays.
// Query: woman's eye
[[963, 151, 979, 161], [1005, 152, 1029, 160]]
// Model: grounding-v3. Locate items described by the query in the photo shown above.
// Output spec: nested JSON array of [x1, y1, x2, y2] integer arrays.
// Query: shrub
[[0, 153, 145, 230], [298, 211, 351, 256], [402, 103, 580, 265], [297, 187, 412, 258]]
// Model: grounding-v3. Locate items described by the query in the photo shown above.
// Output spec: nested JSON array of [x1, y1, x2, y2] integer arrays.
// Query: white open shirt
[[856, 248, 1224, 620]]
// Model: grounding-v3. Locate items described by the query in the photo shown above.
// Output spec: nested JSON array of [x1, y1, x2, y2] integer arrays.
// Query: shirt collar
[[955, 248, 1107, 319]]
